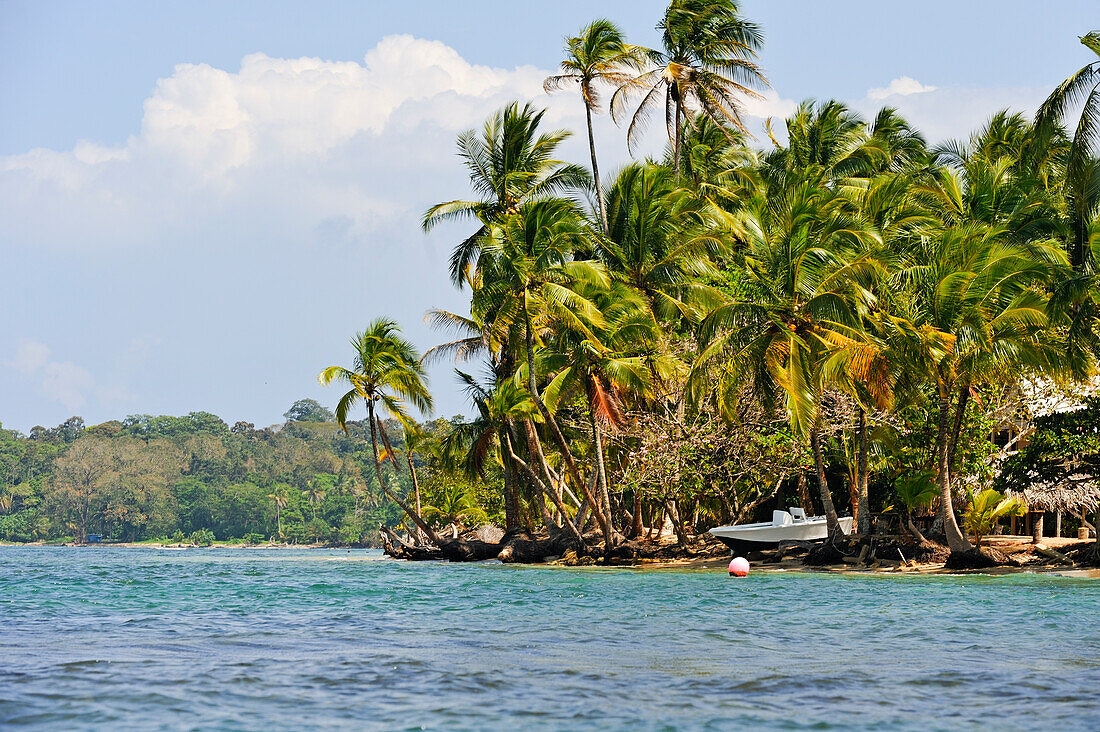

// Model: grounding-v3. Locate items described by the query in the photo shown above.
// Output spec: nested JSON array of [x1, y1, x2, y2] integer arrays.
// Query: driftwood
[[380, 523, 584, 564]]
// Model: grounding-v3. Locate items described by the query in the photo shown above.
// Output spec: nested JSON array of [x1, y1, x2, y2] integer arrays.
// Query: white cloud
[[867, 76, 938, 100], [0, 35, 555, 252], [741, 89, 799, 123], [854, 84, 1047, 144], [7, 340, 94, 411]]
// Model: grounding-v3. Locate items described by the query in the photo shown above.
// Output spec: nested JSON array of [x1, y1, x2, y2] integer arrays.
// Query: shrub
[[188, 528, 215, 546]]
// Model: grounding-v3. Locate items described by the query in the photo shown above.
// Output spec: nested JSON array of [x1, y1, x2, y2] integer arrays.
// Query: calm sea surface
[[1, 547, 1097, 731]]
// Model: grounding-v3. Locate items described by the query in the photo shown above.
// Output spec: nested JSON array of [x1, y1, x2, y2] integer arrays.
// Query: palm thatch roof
[[1009, 474, 1100, 513]]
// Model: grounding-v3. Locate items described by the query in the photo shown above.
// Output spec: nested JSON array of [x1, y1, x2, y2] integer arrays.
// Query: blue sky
[[1, 0, 1097, 432]]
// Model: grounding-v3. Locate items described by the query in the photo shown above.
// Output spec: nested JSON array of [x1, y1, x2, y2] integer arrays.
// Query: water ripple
[[1, 547, 1097, 730]]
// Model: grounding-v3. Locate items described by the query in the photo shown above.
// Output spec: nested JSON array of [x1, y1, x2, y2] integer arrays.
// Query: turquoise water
[[1, 548, 1097, 731]]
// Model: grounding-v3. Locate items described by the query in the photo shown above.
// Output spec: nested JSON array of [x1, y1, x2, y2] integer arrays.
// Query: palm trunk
[[810, 419, 841, 538], [935, 390, 972, 553], [1032, 512, 1044, 544], [406, 453, 426, 544], [672, 95, 683, 180], [904, 509, 928, 544], [523, 296, 613, 550], [585, 103, 608, 233], [631, 493, 644, 538], [947, 382, 970, 477], [588, 395, 613, 526], [501, 453, 520, 532], [796, 472, 814, 515], [857, 406, 870, 535], [504, 428, 585, 545], [368, 401, 441, 546]]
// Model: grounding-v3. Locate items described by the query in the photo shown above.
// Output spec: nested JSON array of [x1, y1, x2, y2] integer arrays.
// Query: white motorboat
[[709, 508, 853, 550]]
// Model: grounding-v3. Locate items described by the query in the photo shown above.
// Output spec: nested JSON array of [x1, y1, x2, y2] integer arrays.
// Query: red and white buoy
[[728, 556, 750, 577]]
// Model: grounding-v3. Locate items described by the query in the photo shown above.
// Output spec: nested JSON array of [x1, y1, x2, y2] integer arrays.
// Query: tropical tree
[[302, 483, 325, 520], [545, 19, 646, 232], [693, 169, 879, 538], [612, 0, 767, 176], [1035, 33, 1100, 376], [601, 162, 725, 322], [478, 199, 617, 549], [268, 488, 288, 539], [319, 318, 440, 544], [422, 102, 591, 286], [891, 471, 939, 543], [962, 487, 1027, 546]]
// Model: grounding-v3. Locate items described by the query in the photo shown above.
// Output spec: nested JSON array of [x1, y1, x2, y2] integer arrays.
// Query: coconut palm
[[545, 19, 647, 232], [612, 0, 767, 176], [601, 163, 725, 322], [444, 370, 541, 532], [423, 484, 488, 531], [422, 102, 591, 286], [301, 484, 325, 520], [891, 471, 939, 543], [479, 199, 617, 548], [693, 171, 880, 538], [542, 281, 661, 528], [1036, 32, 1100, 271], [319, 318, 440, 545], [267, 488, 288, 540], [1034, 36, 1100, 376]]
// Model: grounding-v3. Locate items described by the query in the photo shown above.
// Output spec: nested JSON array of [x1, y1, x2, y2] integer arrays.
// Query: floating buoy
[[728, 556, 750, 577]]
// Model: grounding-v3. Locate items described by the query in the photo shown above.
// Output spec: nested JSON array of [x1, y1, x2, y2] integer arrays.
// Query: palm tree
[[268, 488, 288, 540], [693, 173, 879, 538], [302, 483, 325, 520], [962, 488, 1027, 546], [542, 281, 660, 530], [892, 471, 939, 544], [423, 484, 488, 531], [444, 371, 539, 532], [545, 19, 647, 232], [479, 199, 617, 549], [1035, 34, 1100, 376], [887, 216, 1063, 553], [612, 0, 767, 176], [601, 163, 725, 323], [422, 102, 591, 286], [1036, 32, 1100, 271], [319, 318, 440, 545]]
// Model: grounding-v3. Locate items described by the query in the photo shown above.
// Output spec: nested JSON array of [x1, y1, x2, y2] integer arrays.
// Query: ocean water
[[0, 548, 1097, 731]]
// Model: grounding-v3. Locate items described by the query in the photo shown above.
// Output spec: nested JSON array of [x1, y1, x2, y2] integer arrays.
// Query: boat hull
[[709, 516, 853, 551]]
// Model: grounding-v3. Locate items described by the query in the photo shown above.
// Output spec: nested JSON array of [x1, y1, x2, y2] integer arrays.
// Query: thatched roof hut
[[1010, 475, 1100, 513]]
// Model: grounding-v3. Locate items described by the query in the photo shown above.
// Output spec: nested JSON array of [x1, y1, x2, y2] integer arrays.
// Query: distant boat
[[709, 508, 853, 551]]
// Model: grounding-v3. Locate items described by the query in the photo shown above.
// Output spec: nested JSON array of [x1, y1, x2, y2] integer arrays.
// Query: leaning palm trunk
[[523, 301, 615, 550], [810, 420, 842, 539], [368, 403, 441, 546], [934, 393, 972, 553], [504, 427, 585, 545], [406, 452, 426, 544]]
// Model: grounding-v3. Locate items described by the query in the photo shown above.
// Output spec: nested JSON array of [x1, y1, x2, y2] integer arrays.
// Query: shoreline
[[4, 537, 1097, 578]]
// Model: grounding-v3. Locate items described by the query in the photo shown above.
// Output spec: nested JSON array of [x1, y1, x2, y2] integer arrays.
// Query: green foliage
[[188, 528, 215, 546], [284, 399, 335, 423], [962, 488, 1027, 545]]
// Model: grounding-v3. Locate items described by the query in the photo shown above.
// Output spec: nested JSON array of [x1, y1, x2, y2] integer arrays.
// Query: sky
[[1, 0, 1097, 432]]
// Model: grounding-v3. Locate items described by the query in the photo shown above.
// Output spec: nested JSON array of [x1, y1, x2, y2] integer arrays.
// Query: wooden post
[[1054, 510, 1062, 538]]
